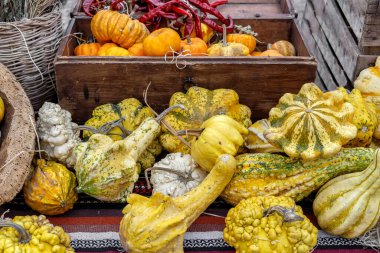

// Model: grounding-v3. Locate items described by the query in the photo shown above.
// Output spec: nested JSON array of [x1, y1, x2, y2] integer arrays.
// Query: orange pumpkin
[[260, 49, 283, 57], [268, 40, 296, 56], [227, 34, 256, 53], [251, 51, 262, 56], [98, 43, 118, 56], [74, 43, 101, 56], [180, 37, 208, 56], [129, 43, 145, 56], [180, 23, 214, 42], [91, 10, 149, 49], [103, 47, 130, 56], [143, 28, 181, 56]]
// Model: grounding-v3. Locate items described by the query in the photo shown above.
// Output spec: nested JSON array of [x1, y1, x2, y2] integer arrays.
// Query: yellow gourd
[[245, 119, 283, 153], [119, 154, 236, 253], [97, 43, 118, 56], [207, 25, 249, 56], [268, 40, 296, 56]]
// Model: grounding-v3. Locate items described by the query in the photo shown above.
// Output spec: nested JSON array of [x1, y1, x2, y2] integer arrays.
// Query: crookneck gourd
[[354, 56, 380, 139], [245, 119, 283, 153], [119, 154, 236, 253], [160, 86, 251, 153], [265, 83, 357, 161], [335, 87, 378, 147], [23, 159, 78, 215], [82, 98, 162, 170], [224, 196, 318, 253], [181, 115, 248, 172], [313, 148, 380, 238], [221, 148, 374, 205], [0, 214, 74, 252], [75, 105, 183, 202], [148, 153, 207, 197]]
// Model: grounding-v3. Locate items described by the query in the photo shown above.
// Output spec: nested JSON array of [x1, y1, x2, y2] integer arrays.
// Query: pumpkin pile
[[73, 7, 298, 57]]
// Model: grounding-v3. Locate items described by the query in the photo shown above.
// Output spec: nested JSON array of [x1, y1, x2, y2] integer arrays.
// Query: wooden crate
[[56, 2, 317, 123], [298, 0, 378, 90]]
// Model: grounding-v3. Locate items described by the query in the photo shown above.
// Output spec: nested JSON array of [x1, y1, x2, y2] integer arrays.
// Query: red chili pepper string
[[201, 14, 233, 33], [139, 1, 175, 22], [210, 0, 227, 8], [110, 0, 124, 10], [187, 0, 228, 25], [175, 1, 202, 37]]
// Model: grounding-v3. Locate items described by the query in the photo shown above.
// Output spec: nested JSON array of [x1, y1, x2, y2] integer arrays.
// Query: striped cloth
[[0, 179, 377, 253]]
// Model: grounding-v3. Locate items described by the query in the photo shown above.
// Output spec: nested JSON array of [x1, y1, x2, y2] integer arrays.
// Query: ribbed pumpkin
[[335, 87, 378, 147], [180, 23, 214, 42], [23, 159, 78, 215], [128, 43, 145, 56], [354, 56, 380, 139], [245, 119, 282, 153], [265, 83, 357, 161], [226, 33, 256, 53], [83, 98, 162, 170], [160, 86, 252, 153], [180, 37, 208, 56], [143, 28, 181, 56], [260, 49, 283, 57], [313, 148, 380, 238], [268, 40, 296, 56], [74, 43, 101, 56], [97, 43, 118, 56], [91, 10, 149, 49], [221, 148, 374, 205]]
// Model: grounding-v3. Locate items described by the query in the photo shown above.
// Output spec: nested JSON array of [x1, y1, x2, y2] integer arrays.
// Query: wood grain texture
[[0, 63, 35, 205], [336, 0, 368, 40], [55, 17, 316, 122]]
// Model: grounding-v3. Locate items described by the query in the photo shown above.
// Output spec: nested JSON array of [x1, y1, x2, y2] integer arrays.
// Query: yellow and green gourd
[[221, 148, 375, 205]]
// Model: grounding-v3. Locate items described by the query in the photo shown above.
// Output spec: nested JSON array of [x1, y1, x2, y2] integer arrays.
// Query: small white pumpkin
[[148, 153, 207, 197]]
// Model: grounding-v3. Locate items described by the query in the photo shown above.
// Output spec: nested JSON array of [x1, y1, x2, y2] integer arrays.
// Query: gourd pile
[[73, 5, 297, 57], [1, 56, 380, 252]]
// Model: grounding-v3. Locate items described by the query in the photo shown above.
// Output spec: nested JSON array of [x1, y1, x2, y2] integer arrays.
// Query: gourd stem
[[0, 220, 31, 243], [75, 118, 133, 138], [263, 205, 304, 223], [155, 104, 185, 122], [144, 166, 189, 189], [186, 36, 192, 45], [222, 24, 227, 47], [177, 129, 203, 137]]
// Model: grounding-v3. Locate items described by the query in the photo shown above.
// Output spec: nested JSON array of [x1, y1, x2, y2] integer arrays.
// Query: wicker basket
[[0, 4, 63, 111], [0, 63, 36, 206]]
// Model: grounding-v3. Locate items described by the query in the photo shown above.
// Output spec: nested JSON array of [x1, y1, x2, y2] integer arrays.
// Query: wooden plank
[[310, 0, 360, 81], [301, 2, 348, 88], [366, 0, 380, 13], [336, 0, 368, 40], [315, 72, 327, 91]]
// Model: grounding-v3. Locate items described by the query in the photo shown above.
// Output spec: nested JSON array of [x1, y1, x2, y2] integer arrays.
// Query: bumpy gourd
[[336, 87, 378, 147], [91, 10, 149, 49], [189, 115, 248, 172], [224, 196, 318, 253], [83, 98, 162, 170], [119, 154, 236, 253], [354, 56, 380, 139], [75, 105, 182, 202], [0, 214, 74, 252], [24, 159, 78, 215], [313, 148, 380, 238], [149, 153, 207, 197], [265, 83, 357, 161], [221, 148, 374, 205], [245, 119, 283, 153], [160, 86, 251, 153]]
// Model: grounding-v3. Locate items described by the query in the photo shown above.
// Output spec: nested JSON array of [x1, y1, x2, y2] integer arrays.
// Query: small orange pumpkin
[[251, 51, 262, 56], [227, 34, 256, 53], [260, 49, 283, 57], [268, 40, 296, 56], [129, 43, 145, 56], [98, 43, 118, 56], [180, 23, 214, 42], [180, 37, 208, 56], [103, 47, 130, 56], [74, 43, 101, 56], [143, 28, 181, 56]]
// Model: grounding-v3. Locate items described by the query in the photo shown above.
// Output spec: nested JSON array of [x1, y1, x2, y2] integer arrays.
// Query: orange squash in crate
[[268, 40, 296, 56], [180, 23, 214, 42], [98, 43, 118, 56], [227, 33, 256, 53], [91, 10, 150, 49], [74, 42, 101, 56], [129, 43, 145, 56], [260, 49, 283, 57], [103, 47, 130, 56], [143, 28, 181, 56], [180, 37, 208, 56]]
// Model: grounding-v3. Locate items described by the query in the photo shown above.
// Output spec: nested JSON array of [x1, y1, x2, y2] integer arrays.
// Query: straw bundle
[[0, 0, 63, 111]]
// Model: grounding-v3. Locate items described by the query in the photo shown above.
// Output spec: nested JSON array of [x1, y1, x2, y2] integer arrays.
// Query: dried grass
[[0, 0, 59, 21]]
